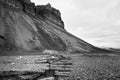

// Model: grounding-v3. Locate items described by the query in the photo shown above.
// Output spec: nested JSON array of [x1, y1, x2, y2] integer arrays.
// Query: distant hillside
[[103, 48, 120, 52]]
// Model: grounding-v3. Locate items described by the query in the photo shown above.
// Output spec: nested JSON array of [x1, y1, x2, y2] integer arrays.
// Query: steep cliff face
[[36, 3, 64, 28], [0, 1, 101, 53], [0, 0, 64, 29]]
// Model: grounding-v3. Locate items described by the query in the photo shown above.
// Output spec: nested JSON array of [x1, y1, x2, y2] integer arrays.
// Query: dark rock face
[[36, 3, 64, 28], [0, 0, 64, 29], [0, 0, 101, 53]]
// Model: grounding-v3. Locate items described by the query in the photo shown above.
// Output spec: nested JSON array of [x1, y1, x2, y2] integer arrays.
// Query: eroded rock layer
[[0, 0, 102, 53]]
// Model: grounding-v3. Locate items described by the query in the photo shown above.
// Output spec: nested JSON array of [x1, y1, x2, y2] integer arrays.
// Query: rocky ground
[[0, 55, 49, 72], [1, 53, 120, 80], [68, 53, 120, 80], [0, 52, 73, 80], [0, 54, 50, 80]]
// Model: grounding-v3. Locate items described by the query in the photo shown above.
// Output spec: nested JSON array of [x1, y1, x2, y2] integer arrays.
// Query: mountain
[[103, 47, 120, 52], [0, 0, 105, 53]]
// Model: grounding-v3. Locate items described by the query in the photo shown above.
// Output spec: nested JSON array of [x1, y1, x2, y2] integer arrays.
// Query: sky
[[31, 0, 120, 48]]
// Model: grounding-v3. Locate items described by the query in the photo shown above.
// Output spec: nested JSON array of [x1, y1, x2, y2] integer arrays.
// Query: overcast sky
[[31, 0, 120, 48]]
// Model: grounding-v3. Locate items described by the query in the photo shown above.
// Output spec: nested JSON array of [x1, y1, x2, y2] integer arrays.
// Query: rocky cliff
[[0, 0, 64, 28], [0, 0, 104, 53]]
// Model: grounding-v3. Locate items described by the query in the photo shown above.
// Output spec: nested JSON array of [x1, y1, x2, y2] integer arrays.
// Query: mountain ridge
[[0, 0, 108, 53]]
